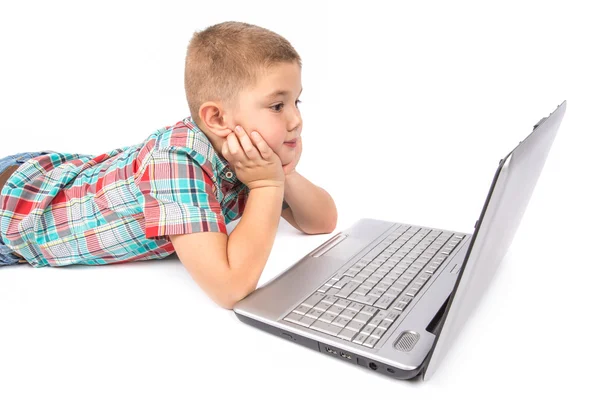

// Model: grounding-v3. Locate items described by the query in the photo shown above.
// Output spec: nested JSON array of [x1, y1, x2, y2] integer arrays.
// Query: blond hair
[[184, 21, 302, 126]]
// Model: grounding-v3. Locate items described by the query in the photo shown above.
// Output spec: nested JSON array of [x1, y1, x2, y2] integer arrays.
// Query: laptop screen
[[421, 101, 567, 380]]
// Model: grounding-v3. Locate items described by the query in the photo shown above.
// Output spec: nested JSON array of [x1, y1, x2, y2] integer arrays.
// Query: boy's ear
[[198, 102, 233, 138]]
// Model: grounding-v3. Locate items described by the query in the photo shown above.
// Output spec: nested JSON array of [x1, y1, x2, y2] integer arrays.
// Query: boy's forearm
[[284, 171, 337, 234], [226, 185, 284, 304]]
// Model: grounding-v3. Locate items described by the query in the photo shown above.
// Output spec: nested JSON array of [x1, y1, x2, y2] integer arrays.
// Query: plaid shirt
[[0, 116, 266, 267]]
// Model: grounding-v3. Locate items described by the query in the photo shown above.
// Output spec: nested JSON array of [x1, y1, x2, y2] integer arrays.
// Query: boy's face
[[230, 62, 303, 168]]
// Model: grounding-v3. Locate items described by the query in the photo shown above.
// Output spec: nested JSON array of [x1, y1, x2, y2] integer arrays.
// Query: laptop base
[[235, 311, 425, 380]]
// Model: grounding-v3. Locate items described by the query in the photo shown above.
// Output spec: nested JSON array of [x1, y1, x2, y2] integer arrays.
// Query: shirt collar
[[182, 116, 239, 184]]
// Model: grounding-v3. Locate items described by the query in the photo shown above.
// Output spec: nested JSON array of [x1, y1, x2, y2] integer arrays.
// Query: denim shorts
[[0, 151, 55, 266]]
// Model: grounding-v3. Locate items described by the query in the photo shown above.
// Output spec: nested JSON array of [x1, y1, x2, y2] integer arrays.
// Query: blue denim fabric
[[0, 151, 54, 266]]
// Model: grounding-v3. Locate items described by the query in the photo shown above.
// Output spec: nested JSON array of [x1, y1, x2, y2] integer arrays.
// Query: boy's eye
[[270, 100, 302, 112]]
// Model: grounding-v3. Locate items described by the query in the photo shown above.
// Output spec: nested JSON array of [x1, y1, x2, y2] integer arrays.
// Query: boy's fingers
[[236, 130, 258, 158], [250, 131, 272, 158], [226, 133, 243, 157], [221, 141, 228, 158]]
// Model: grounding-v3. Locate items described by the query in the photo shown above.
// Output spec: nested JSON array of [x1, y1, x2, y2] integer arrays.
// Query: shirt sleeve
[[137, 145, 227, 240]]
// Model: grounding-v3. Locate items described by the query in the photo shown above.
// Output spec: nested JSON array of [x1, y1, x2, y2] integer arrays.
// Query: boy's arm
[[280, 171, 337, 234], [170, 185, 284, 310]]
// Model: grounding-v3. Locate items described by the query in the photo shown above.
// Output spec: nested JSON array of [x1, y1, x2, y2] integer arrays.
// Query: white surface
[[1, 1, 598, 399]]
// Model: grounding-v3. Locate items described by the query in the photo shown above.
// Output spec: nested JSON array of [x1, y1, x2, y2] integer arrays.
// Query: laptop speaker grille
[[394, 331, 420, 352]]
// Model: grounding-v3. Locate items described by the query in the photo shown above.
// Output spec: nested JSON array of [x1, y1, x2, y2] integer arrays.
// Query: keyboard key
[[363, 335, 380, 348], [403, 271, 417, 280], [327, 304, 346, 316], [332, 276, 352, 289], [374, 295, 395, 309], [318, 312, 337, 324], [306, 308, 325, 319], [302, 292, 326, 307], [372, 272, 386, 280], [314, 301, 331, 312], [337, 327, 358, 341], [384, 311, 401, 322], [367, 314, 386, 327], [322, 295, 339, 305], [394, 296, 412, 311], [360, 324, 376, 335], [295, 316, 317, 327], [347, 302, 364, 313], [378, 319, 393, 330], [334, 298, 352, 308], [348, 294, 373, 305], [359, 306, 378, 316], [292, 304, 311, 315], [284, 312, 303, 324], [326, 287, 340, 295], [424, 265, 437, 274], [342, 267, 361, 277], [335, 281, 360, 298], [366, 277, 379, 285], [391, 281, 408, 291], [310, 320, 343, 335], [369, 288, 386, 297], [352, 332, 369, 345], [381, 276, 396, 285], [353, 313, 371, 324], [354, 287, 370, 296], [340, 309, 358, 319], [345, 320, 366, 332], [332, 315, 352, 328], [371, 327, 386, 339]]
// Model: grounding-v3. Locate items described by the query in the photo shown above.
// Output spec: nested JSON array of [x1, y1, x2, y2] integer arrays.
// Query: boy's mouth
[[284, 139, 297, 148]]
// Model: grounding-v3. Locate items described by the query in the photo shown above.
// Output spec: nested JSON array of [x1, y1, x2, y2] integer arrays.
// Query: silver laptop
[[233, 101, 567, 381]]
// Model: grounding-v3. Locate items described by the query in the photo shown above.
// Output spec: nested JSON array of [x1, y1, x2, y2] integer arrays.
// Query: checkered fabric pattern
[[0, 117, 254, 267]]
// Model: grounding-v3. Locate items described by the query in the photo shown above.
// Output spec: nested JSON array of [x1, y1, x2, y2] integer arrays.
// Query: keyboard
[[283, 224, 465, 349]]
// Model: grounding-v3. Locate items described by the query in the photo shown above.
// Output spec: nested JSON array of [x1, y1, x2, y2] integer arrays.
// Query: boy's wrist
[[284, 169, 300, 182], [247, 180, 285, 190]]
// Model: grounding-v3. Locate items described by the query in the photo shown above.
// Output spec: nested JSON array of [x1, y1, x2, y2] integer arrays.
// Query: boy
[[0, 21, 338, 310]]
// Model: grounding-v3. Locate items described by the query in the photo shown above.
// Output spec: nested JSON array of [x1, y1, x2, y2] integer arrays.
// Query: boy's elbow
[[326, 215, 337, 233], [217, 300, 236, 310], [320, 211, 337, 234], [216, 275, 256, 310], [302, 211, 337, 235], [215, 291, 241, 310]]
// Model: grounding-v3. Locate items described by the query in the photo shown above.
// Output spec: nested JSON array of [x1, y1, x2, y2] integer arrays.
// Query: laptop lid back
[[422, 101, 567, 380]]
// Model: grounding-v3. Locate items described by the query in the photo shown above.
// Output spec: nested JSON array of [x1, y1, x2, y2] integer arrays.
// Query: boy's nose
[[288, 110, 302, 131]]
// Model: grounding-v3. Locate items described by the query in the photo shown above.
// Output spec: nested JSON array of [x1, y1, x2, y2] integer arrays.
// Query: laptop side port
[[319, 343, 354, 362]]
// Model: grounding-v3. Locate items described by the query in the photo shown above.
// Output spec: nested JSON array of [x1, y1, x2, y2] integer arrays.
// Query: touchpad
[[310, 234, 365, 260]]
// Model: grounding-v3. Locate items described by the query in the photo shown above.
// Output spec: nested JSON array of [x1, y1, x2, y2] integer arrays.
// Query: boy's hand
[[283, 135, 302, 176], [222, 126, 285, 190]]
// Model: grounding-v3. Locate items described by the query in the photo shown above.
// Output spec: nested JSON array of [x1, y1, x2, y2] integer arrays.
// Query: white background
[[1, 0, 598, 398]]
